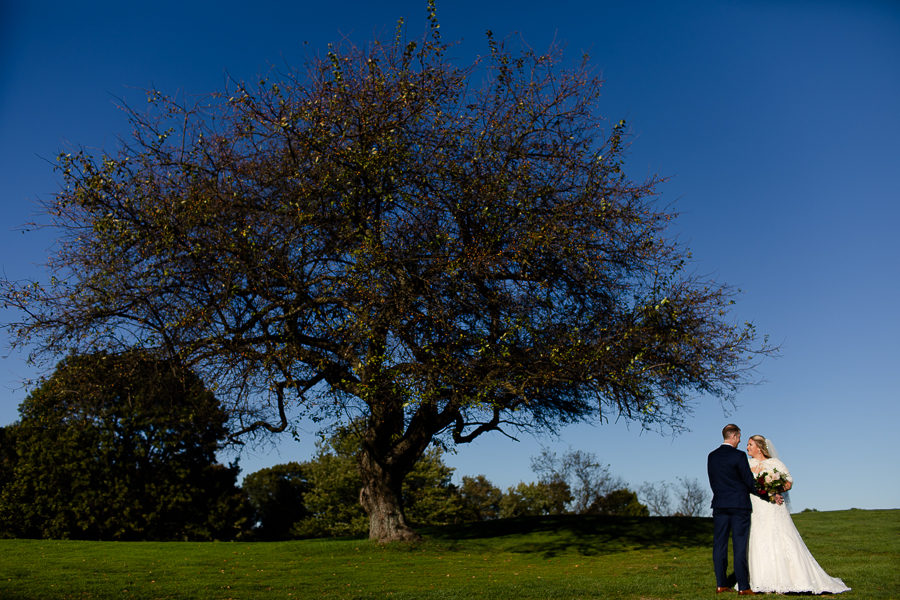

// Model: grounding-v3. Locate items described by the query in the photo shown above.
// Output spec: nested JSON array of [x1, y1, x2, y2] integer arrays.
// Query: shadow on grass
[[420, 514, 713, 558]]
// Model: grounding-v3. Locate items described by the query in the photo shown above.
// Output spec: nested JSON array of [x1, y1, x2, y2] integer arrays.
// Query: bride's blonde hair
[[750, 435, 772, 458]]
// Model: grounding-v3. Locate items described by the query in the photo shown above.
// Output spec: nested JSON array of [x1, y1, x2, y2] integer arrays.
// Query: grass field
[[0, 509, 896, 599]]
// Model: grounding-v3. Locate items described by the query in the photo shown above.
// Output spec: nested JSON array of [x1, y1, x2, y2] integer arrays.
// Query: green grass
[[0, 509, 896, 599]]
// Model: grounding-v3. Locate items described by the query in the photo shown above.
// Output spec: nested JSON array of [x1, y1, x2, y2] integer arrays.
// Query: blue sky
[[1, 0, 898, 513]]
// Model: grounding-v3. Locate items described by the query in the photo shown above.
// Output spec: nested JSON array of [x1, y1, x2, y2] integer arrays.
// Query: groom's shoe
[[738, 590, 757, 596], [715, 587, 733, 593]]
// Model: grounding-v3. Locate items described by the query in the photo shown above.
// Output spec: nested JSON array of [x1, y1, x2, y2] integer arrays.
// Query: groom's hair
[[722, 424, 741, 439]]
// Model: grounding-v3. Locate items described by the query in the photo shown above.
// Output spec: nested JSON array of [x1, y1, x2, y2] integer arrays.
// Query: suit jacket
[[707, 443, 759, 510]]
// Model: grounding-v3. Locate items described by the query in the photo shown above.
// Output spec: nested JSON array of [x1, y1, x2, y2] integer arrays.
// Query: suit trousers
[[712, 507, 751, 590]]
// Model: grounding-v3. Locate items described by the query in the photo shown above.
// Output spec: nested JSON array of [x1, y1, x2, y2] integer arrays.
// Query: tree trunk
[[358, 450, 419, 542]]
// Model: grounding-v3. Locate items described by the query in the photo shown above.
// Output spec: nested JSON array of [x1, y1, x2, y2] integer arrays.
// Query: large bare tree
[[2, 5, 768, 541]]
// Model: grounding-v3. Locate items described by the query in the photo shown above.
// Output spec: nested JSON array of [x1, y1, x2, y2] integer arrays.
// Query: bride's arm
[[773, 458, 793, 492], [774, 479, 792, 505]]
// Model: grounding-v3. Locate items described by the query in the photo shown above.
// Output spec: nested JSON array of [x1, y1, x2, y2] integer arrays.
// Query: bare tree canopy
[[531, 448, 624, 514], [1, 4, 769, 541]]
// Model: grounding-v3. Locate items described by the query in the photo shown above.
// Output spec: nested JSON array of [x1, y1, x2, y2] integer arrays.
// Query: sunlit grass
[[1, 509, 895, 599]]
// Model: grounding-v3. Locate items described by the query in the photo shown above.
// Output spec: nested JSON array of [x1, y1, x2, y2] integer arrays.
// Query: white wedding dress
[[747, 457, 850, 594]]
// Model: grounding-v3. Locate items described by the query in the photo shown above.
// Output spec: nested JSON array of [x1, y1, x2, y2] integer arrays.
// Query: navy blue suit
[[707, 443, 759, 591]]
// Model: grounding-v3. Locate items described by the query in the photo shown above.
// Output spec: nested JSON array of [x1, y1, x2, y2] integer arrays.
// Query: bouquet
[[756, 468, 789, 504]]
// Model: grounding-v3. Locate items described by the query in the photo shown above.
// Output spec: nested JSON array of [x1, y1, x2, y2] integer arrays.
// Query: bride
[[745, 435, 850, 594]]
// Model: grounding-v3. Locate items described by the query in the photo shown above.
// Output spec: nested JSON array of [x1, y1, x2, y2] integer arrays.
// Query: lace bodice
[[749, 457, 792, 482]]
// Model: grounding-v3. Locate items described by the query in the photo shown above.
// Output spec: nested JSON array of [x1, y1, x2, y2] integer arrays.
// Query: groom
[[707, 423, 759, 596]]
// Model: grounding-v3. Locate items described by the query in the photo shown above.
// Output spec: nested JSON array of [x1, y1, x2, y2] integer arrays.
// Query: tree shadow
[[421, 514, 713, 558]]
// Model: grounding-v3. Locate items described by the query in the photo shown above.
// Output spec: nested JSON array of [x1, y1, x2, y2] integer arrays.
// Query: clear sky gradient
[[1, 0, 898, 513]]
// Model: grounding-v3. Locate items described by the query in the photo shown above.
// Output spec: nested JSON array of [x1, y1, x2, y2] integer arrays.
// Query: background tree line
[[241, 438, 710, 540], [0, 351, 708, 541]]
